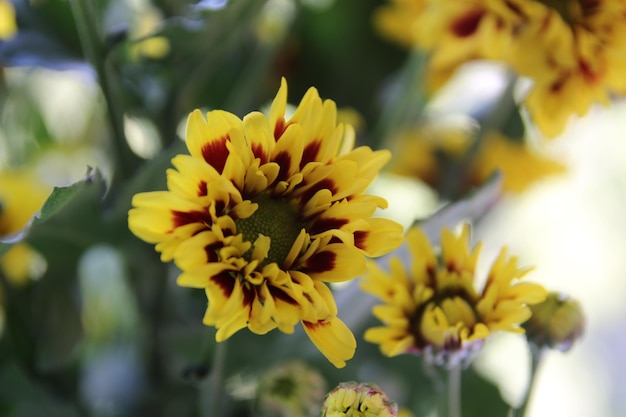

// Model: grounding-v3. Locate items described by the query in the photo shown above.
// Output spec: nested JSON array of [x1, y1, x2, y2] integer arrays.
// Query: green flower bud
[[255, 361, 326, 417], [523, 292, 585, 352]]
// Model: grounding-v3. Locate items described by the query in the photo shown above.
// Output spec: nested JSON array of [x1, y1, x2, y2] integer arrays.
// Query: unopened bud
[[523, 292, 584, 352], [321, 382, 398, 417]]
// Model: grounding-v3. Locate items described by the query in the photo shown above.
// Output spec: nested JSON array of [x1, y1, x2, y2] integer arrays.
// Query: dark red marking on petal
[[300, 178, 338, 204], [171, 210, 211, 229], [210, 271, 235, 298], [204, 241, 223, 263], [451, 9, 484, 37], [578, 59, 599, 84], [214, 200, 226, 215], [243, 284, 255, 307], [303, 250, 336, 274], [580, 0, 600, 16], [303, 319, 330, 329], [300, 140, 321, 169], [269, 285, 300, 306], [354, 230, 369, 250], [549, 75, 568, 93], [201, 134, 230, 173], [251, 143, 268, 163], [309, 217, 349, 235], [504, 0, 523, 16], [273, 150, 293, 183], [274, 117, 287, 141], [198, 180, 208, 197]]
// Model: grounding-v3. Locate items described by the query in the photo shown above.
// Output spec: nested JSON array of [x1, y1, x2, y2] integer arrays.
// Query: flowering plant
[[1, 1, 611, 416]]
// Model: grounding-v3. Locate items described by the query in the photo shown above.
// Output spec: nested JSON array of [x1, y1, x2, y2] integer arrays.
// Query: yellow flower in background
[[128, 78, 403, 368], [362, 225, 546, 366], [0, 170, 51, 285], [388, 126, 565, 194], [374, 0, 626, 137], [321, 382, 398, 417], [0, 0, 17, 40], [374, 0, 425, 49], [129, 6, 170, 59], [469, 132, 566, 193]]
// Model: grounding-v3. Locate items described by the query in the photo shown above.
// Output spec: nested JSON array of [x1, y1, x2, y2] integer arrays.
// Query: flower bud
[[321, 381, 398, 417], [523, 292, 585, 352], [255, 361, 326, 417]]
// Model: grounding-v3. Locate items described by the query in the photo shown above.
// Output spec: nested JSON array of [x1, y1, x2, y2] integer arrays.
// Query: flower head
[[255, 361, 326, 417], [0, 0, 17, 40], [375, 0, 626, 137], [361, 224, 547, 367], [0, 170, 51, 284], [321, 382, 398, 417], [523, 291, 585, 352], [128, 78, 403, 367], [388, 126, 565, 194]]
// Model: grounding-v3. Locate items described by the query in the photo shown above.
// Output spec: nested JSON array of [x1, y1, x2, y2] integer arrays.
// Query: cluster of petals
[[361, 224, 546, 366], [128, 78, 403, 368], [375, 0, 626, 137]]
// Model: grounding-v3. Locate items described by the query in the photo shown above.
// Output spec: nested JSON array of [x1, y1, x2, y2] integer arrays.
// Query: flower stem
[[446, 364, 462, 417], [370, 50, 428, 149], [68, 0, 137, 182], [202, 340, 229, 417], [515, 345, 544, 417]]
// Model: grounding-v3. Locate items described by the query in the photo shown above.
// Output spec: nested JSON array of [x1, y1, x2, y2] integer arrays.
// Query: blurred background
[[0, 0, 624, 416]]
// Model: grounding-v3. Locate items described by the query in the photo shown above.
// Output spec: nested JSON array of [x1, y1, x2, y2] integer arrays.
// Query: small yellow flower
[[0, 170, 51, 284], [129, 6, 169, 60], [128, 78, 404, 367], [523, 291, 585, 352], [0, 0, 17, 40], [362, 224, 547, 366], [321, 382, 398, 417]]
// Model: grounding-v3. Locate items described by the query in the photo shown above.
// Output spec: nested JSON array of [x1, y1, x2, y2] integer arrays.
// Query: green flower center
[[235, 193, 304, 266]]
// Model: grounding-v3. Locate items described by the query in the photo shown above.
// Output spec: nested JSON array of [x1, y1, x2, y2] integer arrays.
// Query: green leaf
[[0, 362, 80, 417]]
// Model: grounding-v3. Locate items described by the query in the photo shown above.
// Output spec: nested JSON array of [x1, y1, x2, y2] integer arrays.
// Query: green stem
[[515, 345, 544, 417], [370, 50, 428, 149], [68, 0, 137, 182], [202, 339, 229, 417], [446, 363, 462, 417]]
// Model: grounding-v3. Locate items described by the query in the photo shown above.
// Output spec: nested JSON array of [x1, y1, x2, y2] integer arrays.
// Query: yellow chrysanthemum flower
[[388, 126, 565, 194], [128, 78, 404, 368], [469, 132, 566, 193], [0, 0, 17, 40], [362, 224, 546, 366], [375, 0, 626, 137], [0, 170, 51, 285], [321, 382, 398, 417]]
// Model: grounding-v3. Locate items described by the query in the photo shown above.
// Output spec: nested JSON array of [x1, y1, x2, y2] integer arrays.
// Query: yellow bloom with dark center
[[375, 0, 626, 137], [128, 78, 404, 368], [321, 382, 398, 417], [362, 225, 546, 366], [0, 170, 51, 285], [0, 0, 17, 40]]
